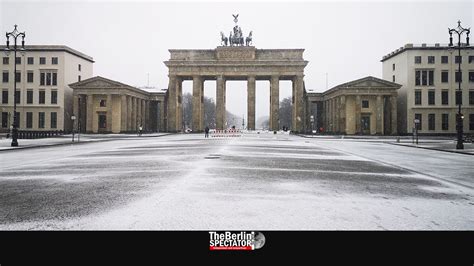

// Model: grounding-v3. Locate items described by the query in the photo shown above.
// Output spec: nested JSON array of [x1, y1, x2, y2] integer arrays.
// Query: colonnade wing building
[[69, 76, 166, 133]]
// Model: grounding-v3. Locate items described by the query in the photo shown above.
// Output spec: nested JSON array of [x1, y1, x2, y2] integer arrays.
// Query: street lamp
[[449, 20, 470, 150], [4, 25, 26, 147]]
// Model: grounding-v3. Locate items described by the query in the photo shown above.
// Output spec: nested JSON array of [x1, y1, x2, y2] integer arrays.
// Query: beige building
[[0, 45, 94, 133], [306, 76, 400, 135], [70, 76, 166, 133], [381, 43, 474, 134]]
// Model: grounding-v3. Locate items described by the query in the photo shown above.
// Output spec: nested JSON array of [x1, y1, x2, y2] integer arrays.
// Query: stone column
[[106, 94, 113, 132], [376, 95, 383, 134], [86, 94, 94, 133], [73, 95, 79, 118], [167, 75, 178, 132], [131, 97, 137, 131], [176, 78, 183, 132], [292, 75, 304, 133], [355, 95, 361, 134], [216, 76, 226, 130], [127, 96, 132, 131], [137, 98, 142, 127], [335, 97, 340, 133], [247, 76, 256, 130], [340, 95, 346, 133], [141, 99, 146, 130], [121, 95, 127, 132], [269, 75, 280, 131], [192, 76, 204, 132], [160, 100, 165, 132], [390, 95, 398, 135]]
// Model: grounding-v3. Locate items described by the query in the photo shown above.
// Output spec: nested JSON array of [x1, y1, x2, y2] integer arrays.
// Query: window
[[78, 64, 81, 71], [442, 114, 449, 130], [15, 72, 21, 83], [362, 100, 369, 108], [39, 57, 46, 65], [2, 72, 8, 83], [15, 90, 20, 104], [441, 71, 449, 83], [469, 56, 474, 63], [455, 71, 462, 83], [2, 112, 8, 128], [456, 91, 462, 105], [15, 57, 21, 64], [51, 90, 58, 104], [415, 56, 421, 64], [99, 99, 106, 107], [415, 90, 422, 105], [392, 64, 395, 71], [428, 56, 435, 64], [52, 57, 58, 65], [27, 71, 33, 83], [442, 90, 449, 105], [52, 73, 57, 86], [392, 75, 395, 82], [415, 70, 434, 86], [27, 57, 34, 65], [469, 71, 474, 83], [39, 90, 45, 104], [2, 90, 8, 104], [428, 90, 435, 105], [2, 57, 9, 65], [27, 90, 33, 104], [26, 112, 33, 128], [428, 114, 435, 130], [415, 114, 422, 130], [51, 112, 57, 129], [470, 114, 474, 131], [455, 56, 462, 64], [40, 71, 57, 86], [470, 91, 474, 105], [441, 56, 448, 64], [78, 75, 81, 82], [38, 112, 45, 128]]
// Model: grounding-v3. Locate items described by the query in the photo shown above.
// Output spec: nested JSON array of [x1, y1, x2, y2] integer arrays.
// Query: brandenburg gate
[[164, 47, 308, 132]]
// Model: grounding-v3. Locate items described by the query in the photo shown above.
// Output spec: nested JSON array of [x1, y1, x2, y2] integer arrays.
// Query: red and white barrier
[[211, 129, 242, 138]]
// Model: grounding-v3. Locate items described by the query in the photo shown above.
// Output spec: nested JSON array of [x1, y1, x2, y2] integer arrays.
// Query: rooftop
[[0, 45, 94, 63], [381, 43, 473, 62]]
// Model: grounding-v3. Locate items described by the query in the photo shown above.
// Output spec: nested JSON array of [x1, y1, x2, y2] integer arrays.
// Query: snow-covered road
[[0, 133, 472, 230]]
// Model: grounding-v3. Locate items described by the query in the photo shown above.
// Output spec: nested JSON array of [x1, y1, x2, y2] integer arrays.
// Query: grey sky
[[1, 0, 472, 119]]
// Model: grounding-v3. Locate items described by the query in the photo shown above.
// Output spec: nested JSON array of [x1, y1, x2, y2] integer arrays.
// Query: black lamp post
[[449, 21, 470, 150], [4, 25, 26, 147]]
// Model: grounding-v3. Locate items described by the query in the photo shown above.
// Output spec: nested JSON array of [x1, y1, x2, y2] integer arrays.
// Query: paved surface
[[0, 132, 473, 230]]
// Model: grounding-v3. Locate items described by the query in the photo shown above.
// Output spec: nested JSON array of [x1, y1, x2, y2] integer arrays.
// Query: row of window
[[414, 70, 474, 86], [414, 113, 474, 131], [414, 90, 474, 106], [1, 89, 58, 105], [2, 56, 59, 65], [1, 111, 57, 129], [2, 70, 59, 86], [413, 55, 474, 65]]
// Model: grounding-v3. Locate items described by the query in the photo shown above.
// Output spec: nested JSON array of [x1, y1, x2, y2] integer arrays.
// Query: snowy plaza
[[0, 132, 473, 230]]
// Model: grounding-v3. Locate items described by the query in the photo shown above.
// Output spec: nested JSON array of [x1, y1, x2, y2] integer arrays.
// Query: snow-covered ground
[[0, 132, 472, 230]]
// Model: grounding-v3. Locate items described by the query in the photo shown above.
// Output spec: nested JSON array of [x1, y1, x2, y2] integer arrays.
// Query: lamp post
[[449, 20, 470, 150], [4, 25, 26, 147]]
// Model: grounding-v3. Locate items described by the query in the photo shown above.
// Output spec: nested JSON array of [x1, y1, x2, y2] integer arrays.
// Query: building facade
[[381, 43, 474, 135], [306, 76, 400, 135], [70, 76, 166, 133], [0, 45, 94, 133]]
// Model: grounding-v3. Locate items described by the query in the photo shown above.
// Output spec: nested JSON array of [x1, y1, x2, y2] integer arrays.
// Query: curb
[[0, 133, 172, 152], [388, 142, 474, 156]]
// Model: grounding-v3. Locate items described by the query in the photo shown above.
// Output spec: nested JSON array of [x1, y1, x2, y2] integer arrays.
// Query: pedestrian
[[205, 126, 210, 138], [138, 124, 143, 136]]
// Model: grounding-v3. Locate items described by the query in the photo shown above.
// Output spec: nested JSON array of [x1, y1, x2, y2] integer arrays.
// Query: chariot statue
[[219, 14, 253, 47]]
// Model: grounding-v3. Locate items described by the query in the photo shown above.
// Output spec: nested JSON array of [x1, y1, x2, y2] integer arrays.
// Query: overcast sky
[[1, 0, 472, 119]]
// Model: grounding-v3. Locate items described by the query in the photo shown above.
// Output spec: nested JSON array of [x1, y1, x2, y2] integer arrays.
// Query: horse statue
[[246, 31, 253, 46], [220, 31, 228, 46]]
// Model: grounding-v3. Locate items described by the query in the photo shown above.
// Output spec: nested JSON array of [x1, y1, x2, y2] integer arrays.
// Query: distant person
[[138, 125, 143, 136], [205, 126, 210, 138]]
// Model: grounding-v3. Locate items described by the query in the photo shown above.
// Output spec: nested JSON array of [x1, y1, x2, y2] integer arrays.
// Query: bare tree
[[279, 97, 292, 130]]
